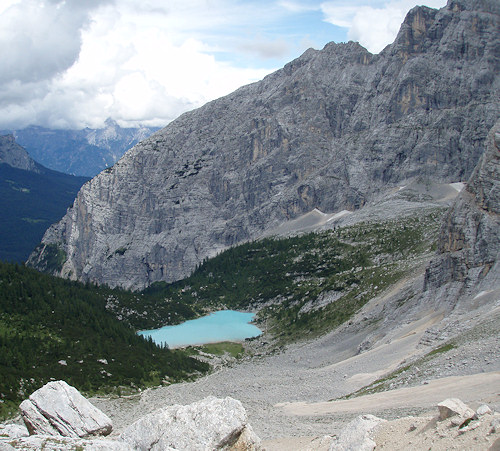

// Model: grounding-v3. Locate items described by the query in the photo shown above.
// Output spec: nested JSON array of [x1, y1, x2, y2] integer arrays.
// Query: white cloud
[[321, 0, 446, 53], [0, 0, 281, 130], [0, 0, 448, 130], [0, 0, 112, 84], [278, 1, 318, 13]]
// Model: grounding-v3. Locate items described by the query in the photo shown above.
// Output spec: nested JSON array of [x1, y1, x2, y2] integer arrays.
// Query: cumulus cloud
[[0, 0, 278, 130], [0, 0, 111, 84], [0, 0, 448, 130], [321, 0, 446, 53]]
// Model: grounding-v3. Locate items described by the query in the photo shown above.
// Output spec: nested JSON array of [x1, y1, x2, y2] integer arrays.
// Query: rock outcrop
[[19, 381, 112, 438], [423, 119, 500, 303], [28, 0, 500, 289], [4, 384, 261, 450], [120, 396, 261, 451], [329, 414, 387, 451], [372, 399, 500, 450], [437, 398, 476, 421]]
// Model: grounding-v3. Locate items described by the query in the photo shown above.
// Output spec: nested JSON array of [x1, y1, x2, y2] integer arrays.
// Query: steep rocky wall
[[29, 0, 500, 289], [424, 119, 500, 296]]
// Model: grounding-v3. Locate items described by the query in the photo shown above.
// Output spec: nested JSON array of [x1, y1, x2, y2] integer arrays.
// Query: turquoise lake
[[138, 310, 262, 348]]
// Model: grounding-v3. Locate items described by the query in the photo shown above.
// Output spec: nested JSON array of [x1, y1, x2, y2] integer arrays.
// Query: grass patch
[[198, 342, 245, 358], [427, 342, 456, 357]]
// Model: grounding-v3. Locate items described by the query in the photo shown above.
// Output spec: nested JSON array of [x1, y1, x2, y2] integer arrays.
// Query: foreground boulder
[[437, 398, 475, 421], [120, 396, 261, 450], [19, 381, 112, 438], [329, 414, 387, 451]]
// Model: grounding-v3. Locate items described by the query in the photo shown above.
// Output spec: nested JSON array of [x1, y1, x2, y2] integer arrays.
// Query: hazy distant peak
[[0, 134, 39, 173]]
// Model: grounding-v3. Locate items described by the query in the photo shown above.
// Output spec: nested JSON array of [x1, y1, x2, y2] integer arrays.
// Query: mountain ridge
[[2, 120, 157, 177], [0, 135, 89, 262], [0, 134, 39, 173], [29, 0, 500, 290]]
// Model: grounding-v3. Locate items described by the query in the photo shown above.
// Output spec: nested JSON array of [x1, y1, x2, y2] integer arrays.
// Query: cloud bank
[[0, 0, 447, 131]]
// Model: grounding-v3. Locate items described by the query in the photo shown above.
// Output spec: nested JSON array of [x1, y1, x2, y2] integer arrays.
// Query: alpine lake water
[[138, 310, 262, 348]]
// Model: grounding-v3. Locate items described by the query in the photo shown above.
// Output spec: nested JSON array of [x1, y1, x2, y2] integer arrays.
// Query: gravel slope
[[92, 278, 500, 443]]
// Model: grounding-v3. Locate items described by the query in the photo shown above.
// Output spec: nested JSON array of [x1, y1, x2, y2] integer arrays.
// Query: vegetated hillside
[[0, 163, 89, 262], [2, 120, 157, 177], [0, 262, 208, 420], [107, 206, 445, 345]]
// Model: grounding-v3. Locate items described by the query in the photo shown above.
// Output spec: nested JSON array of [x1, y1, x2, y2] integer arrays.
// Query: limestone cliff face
[[28, 0, 500, 289], [424, 119, 500, 292]]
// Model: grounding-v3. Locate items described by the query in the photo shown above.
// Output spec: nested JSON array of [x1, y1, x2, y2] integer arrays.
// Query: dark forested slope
[[0, 262, 208, 419]]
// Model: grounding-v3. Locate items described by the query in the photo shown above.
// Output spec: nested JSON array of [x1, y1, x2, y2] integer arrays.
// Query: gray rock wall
[[424, 119, 500, 295], [0, 135, 38, 172], [29, 0, 500, 289]]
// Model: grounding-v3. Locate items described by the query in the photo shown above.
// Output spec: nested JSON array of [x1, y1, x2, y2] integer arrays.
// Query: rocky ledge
[[0, 381, 262, 450], [1, 382, 498, 450], [330, 399, 500, 451]]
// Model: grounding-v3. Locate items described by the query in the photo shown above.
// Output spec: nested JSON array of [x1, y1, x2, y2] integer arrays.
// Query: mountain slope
[[424, 118, 500, 304], [0, 134, 38, 173], [0, 261, 208, 419], [34, 121, 497, 446], [0, 135, 89, 262], [29, 0, 500, 290]]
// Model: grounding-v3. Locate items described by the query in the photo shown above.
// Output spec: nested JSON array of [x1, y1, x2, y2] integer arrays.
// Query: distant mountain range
[[0, 135, 88, 262], [1, 119, 158, 177]]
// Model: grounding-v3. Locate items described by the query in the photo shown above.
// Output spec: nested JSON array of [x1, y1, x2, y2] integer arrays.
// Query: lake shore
[[138, 310, 262, 349]]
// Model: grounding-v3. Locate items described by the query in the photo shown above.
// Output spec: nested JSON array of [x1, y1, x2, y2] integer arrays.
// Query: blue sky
[[0, 0, 446, 130]]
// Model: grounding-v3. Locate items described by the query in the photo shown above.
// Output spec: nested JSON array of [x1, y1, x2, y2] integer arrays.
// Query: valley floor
[[86, 183, 500, 449], [91, 278, 500, 449]]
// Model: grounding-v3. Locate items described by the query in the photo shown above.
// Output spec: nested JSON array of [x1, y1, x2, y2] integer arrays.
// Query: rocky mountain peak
[[28, 1, 499, 290], [0, 134, 39, 172], [448, 0, 500, 13]]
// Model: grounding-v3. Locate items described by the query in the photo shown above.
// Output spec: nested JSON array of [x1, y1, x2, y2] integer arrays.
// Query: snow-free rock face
[[28, 0, 500, 289], [424, 119, 500, 298], [19, 381, 112, 438], [0, 134, 38, 172], [119, 396, 261, 451], [5, 120, 157, 177]]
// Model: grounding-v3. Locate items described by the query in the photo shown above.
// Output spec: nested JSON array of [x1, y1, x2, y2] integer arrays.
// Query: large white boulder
[[329, 414, 387, 451], [119, 396, 261, 450], [0, 424, 29, 440], [19, 381, 112, 438], [437, 398, 475, 421]]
